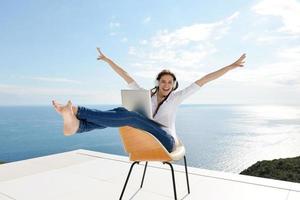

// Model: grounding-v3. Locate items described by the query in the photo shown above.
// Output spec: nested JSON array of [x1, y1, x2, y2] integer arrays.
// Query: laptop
[[121, 89, 153, 119], [121, 89, 166, 127]]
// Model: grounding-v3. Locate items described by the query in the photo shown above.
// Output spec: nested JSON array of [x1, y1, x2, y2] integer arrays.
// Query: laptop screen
[[121, 89, 153, 119]]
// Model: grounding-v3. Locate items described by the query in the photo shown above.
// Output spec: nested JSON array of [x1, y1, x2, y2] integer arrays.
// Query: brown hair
[[150, 69, 179, 117]]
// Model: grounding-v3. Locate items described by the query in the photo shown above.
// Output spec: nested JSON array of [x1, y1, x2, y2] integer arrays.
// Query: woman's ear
[[173, 80, 177, 89], [173, 80, 178, 90]]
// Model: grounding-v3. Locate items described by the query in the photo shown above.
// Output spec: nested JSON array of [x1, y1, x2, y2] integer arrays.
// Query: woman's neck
[[156, 92, 165, 103]]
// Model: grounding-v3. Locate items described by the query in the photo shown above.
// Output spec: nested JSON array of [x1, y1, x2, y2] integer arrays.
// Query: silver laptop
[[121, 89, 153, 119]]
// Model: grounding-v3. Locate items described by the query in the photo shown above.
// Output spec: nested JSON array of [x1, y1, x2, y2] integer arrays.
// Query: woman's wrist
[[227, 64, 237, 70], [102, 57, 111, 63]]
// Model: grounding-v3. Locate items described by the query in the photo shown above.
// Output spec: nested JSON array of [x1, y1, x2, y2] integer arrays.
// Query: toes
[[53, 106, 60, 113], [52, 100, 58, 108], [52, 100, 64, 113], [52, 100, 60, 107], [52, 100, 74, 114]]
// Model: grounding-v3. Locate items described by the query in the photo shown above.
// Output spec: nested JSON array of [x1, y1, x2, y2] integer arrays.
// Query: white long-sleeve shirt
[[127, 81, 201, 144]]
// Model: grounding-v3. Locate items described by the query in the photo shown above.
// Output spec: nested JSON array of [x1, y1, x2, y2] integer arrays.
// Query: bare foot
[[52, 100, 80, 136], [52, 100, 78, 115]]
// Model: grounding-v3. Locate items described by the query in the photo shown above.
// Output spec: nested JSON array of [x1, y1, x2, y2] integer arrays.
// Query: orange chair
[[119, 126, 190, 200]]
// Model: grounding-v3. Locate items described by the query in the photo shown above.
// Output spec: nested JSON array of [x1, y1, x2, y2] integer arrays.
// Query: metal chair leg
[[120, 159, 188, 200], [119, 161, 139, 200], [163, 162, 177, 200], [184, 156, 190, 194], [140, 161, 148, 188]]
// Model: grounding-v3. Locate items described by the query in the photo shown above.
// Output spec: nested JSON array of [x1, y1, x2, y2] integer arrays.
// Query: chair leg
[[119, 161, 139, 200], [140, 161, 148, 188], [184, 156, 191, 194], [163, 162, 177, 200]]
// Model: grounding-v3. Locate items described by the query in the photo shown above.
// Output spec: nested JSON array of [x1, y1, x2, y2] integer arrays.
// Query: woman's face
[[158, 74, 174, 97]]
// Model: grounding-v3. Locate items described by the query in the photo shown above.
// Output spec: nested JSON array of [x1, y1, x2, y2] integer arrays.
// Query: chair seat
[[119, 126, 186, 162]]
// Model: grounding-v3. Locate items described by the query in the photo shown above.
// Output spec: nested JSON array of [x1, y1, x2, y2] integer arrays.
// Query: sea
[[0, 104, 299, 173]]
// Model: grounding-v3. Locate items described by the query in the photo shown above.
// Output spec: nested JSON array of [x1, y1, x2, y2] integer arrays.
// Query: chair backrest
[[119, 126, 172, 161]]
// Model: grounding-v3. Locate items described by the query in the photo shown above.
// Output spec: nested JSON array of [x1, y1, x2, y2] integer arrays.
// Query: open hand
[[96, 47, 108, 61], [230, 53, 246, 68]]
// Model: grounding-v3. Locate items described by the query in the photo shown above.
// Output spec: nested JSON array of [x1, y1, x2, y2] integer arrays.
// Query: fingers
[[238, 60, 245, 67], [237, 60, 245, 66], [97, 56, 105, 61], [96, 47, 106, 61], [96, 47, 106, 58], [240, 53, 246, 60], [52, 100, 58, 107], [96, 47, 102, 55], [52, 100, 61, 113], [236, 53, 246, 64], [230, 53, 246, 68], [52, 100, 62, 105]]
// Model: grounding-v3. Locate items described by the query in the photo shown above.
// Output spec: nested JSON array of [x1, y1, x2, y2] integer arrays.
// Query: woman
[[53, 48, 246, 152]]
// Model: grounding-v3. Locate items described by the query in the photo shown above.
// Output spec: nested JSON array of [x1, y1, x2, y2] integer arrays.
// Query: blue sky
[[0, 0, 299, 105]]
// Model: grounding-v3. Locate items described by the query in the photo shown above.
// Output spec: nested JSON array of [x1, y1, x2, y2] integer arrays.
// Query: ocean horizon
[[1, 104, 299, 173]]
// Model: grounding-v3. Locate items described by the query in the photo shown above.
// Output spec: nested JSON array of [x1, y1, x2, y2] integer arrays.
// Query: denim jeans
[[75, 106, 175, 152]]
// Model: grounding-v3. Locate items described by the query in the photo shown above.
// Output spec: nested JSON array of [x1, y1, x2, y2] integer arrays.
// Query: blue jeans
[[75, 106, 175, 152]]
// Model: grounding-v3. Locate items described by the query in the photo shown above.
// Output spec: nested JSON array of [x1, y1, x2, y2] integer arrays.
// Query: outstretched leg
[[75, 106, 175, 152], [52, 100, 80, 136], [52, 102, 175, 152]]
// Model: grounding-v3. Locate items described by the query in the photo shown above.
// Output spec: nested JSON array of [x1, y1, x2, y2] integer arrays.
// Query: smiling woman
[[52, 48, 246, 153]]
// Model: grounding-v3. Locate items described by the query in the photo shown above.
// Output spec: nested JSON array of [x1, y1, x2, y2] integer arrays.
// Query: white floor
[[0, 149, 299, 200]]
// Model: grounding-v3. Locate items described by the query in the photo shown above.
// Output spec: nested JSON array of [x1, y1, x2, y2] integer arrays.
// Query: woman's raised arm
[[195, 53, 246, 87], [96, 48, 135, 84]]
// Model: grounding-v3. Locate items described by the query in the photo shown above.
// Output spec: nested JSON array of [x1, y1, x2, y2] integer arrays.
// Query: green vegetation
[[0, 161, 5, 165], [240, 156, 300, 183]]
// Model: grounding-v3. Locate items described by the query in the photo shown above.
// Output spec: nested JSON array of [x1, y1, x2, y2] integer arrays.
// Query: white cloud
[[225, 63, 300, 87], [150, 12, 239, 48], [11, 75, 82, 84], [0, 84, 88, 95], [278, 46, 300, 59], [242, 0, 300, 45], [32, 77, 82, 84], [109, 32, 117, 36], [121, 37, 128, 43], [255, 35, 299, 44], [109, 21, 120, 28], [224, 47, 300, 87], [128, 46, 137, 55], [139, 39, 148, 45], [143, 17, 151, 24], [128, 12, 239, 81], [109, 20, 121, 36], [252, 0, 300, 34]]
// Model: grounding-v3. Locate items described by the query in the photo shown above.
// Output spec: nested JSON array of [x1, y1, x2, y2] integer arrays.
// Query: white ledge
[[0, 149, 299, 200]]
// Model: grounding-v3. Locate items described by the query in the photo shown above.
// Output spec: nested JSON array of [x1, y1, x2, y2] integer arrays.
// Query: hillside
[[240, 156, 300, 183]]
